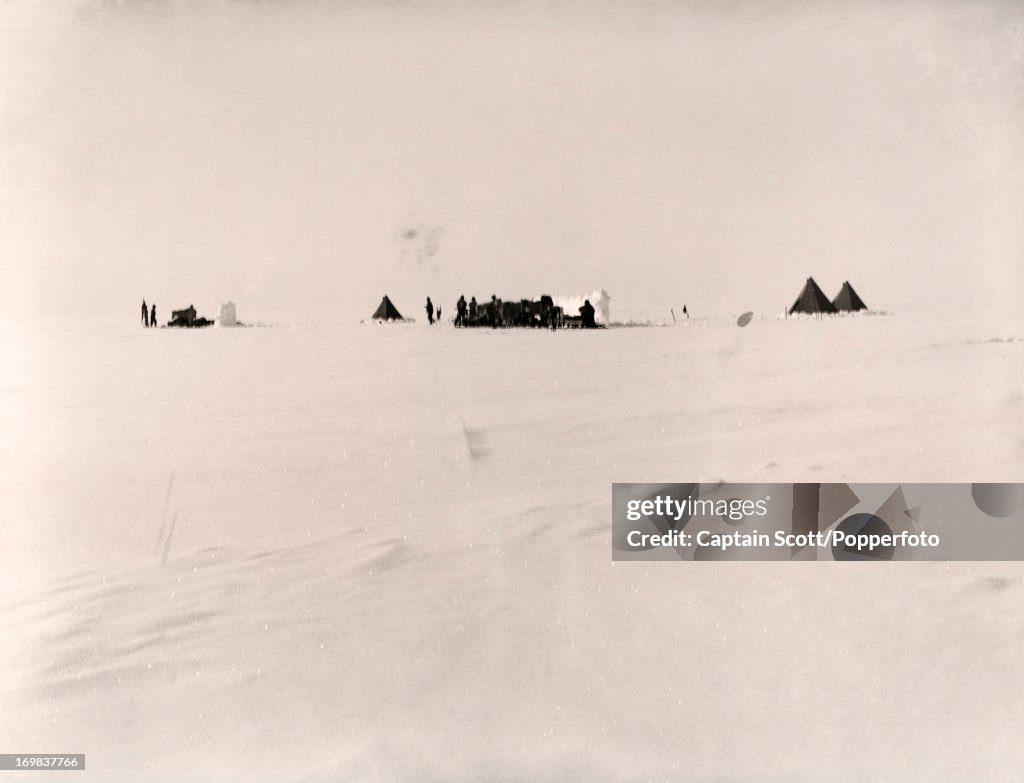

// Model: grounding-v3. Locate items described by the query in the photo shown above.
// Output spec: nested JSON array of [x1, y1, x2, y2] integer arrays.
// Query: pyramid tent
[[832, 281, 867, 312], [789, 277, 837, 315], [371, 295, 404, 321]]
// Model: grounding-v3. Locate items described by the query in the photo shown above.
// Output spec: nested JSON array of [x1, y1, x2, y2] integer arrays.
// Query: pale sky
[[2, 0, 1022, 324]]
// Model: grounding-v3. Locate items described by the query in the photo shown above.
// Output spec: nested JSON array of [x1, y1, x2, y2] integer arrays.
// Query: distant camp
[[789, 277, 869, 316], [138, 299, 244, 328], [368, 290, 609, 328]]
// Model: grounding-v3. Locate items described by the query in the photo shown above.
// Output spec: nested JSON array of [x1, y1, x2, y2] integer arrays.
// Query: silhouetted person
[[150, 303, 156, 327], [142, 299, 148, 326], [579, 299, 596, 328], [437, 306, 442, 323], [425, 297, 434, 325], [469, 296, 478, 324], [683, 304, 688, 319], [539, 295, 554, 329], [455, 295, 467, 327]]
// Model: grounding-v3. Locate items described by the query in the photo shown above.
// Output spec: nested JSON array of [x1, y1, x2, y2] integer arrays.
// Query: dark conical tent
[[789, 277, 837, 315], [371, 295, 404, 321], [832, 281, 868, 312]]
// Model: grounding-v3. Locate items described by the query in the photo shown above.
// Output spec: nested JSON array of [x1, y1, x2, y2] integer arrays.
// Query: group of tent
[[789, 278, 868, 315], [372, 282, 866, 322]]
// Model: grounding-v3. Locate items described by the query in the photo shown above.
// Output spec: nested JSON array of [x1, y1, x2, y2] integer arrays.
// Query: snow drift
[[553, 288, 611, 324], [217, 301, 238, 327], [2, 311, 1023, 782]]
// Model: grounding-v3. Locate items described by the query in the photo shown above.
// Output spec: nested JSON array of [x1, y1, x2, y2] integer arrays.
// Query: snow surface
[[2, 310, 1023, 782]]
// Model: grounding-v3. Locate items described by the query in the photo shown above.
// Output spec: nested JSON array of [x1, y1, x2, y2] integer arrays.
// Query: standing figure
[[455, 295, 467, 327], [469, 297, 478, 324], [142, 299, 148, 326], [579, 299, 596, 328], [425, 297, 434, 325], [150, 303, 157, 328], [437, 306, 442, 323], [683, 304, 688, 318]]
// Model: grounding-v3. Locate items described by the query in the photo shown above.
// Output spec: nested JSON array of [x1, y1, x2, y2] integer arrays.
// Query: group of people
[[453, 295, 485, 327], [442, 294, 503, 327], [423, 294, 599, 329], [140, 299, 157, 328]]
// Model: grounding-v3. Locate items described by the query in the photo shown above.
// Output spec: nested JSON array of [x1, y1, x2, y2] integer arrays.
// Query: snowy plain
[[2, 309, 1023, 782]]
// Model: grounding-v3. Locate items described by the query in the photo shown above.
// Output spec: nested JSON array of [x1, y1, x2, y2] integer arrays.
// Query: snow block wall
[[553, 289, 611, 324], [218, 301, 238, 327]]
